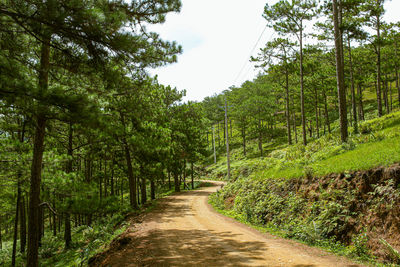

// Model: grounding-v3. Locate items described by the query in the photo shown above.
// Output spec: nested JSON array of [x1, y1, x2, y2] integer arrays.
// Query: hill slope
[[206, 111, 400, 265]]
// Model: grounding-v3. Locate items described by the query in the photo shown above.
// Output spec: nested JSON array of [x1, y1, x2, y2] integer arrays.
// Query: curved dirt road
[[93, 181, 361, 267]]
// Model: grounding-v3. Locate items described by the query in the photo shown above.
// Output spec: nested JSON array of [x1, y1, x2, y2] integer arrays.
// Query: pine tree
[[0, 1, 182, 265]]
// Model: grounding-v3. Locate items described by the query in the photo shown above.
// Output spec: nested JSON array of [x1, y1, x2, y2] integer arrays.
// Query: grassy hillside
[[205, 105, 400, 265], [206, 110, 400, 182]]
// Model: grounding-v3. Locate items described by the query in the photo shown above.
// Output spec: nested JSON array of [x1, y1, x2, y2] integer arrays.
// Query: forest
[[204, 0, 400, 265], [1, 0, 400, 266]]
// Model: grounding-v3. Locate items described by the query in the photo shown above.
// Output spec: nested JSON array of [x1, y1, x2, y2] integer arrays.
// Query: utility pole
[[212, 125, 216, 164], [224, 98, 231, 180]]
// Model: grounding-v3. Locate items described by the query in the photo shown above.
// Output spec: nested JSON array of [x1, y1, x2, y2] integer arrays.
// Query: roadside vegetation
[[206, 107, 400, 266], [200, 1, 400, 264], [1, 0, 400, 266], [0, 1, 207, 266], [0, 181, 203, 266]]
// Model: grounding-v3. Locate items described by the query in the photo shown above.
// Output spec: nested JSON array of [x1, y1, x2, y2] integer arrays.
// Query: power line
[[233, 24, 269, 85], [241, 63, 256, 83]]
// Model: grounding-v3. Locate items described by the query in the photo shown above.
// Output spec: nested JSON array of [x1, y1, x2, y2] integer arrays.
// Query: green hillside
[[206, 109, 400, 266]]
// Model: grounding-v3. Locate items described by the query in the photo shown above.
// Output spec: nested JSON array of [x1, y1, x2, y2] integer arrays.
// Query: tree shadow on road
[[98, 228, 268, 266]]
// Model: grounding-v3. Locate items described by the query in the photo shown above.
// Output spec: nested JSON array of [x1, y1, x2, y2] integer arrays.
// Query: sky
[[149, 0, 400, 102]]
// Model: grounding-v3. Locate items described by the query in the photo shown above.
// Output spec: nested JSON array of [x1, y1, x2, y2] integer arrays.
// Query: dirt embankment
[[89, 181, 360, 266], [211, 163, 400, 265], [296, 163, 400, 262]]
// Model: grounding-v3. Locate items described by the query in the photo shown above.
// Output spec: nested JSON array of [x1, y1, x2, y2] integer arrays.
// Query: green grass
[[261, 136, 400, 179], [207, 109, 400, 182], [205, 89, 400, 267], [313, 137, 400, 175]]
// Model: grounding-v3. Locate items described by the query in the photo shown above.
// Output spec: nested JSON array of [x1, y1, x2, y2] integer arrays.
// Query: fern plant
[[380, 239, 400, 264]]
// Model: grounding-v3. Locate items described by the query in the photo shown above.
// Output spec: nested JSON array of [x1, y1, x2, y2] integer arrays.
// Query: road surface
[[92, 181, 361, 267]]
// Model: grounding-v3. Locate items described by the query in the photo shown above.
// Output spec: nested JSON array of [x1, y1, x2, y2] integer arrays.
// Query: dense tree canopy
[[1, 0, 400, 266], [0, 0, 209, 266], [201, 0, 400, 160]]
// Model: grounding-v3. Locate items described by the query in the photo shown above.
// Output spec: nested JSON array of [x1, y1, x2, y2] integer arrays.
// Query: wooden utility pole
[[224, 98, 231, 180], [212, 126, 216, 164]]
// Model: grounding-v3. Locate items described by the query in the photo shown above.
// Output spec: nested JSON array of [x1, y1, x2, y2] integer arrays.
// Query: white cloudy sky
[[149, 0, 400, 102]]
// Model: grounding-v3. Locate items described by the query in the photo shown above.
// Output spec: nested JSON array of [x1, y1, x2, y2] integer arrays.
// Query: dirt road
[[92, 181, 361, 267]]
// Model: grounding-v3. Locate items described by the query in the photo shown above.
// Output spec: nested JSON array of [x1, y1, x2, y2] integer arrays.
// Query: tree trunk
[[183, 160, 187, 188], [398, 69, 400, 107], [168, 171, 171, 190], [27, 114, 46, 267], [323, 89, 331, 134], [64, 123, 73, 249], [137, 177, 141, 205], [110, 156, 114, 196], [52, 194, 56, 236], [141, 175, 147, 205], [382, 80, 387, 114], [314, 87, 319, 138], [120, 114, 138, 210], [223, 118, 226, 146], [99, 161, 103, 201], [217, 122, 220, 147], [122, 141, 137, 209], [27, 32, 50, 267], [17, 120, 26, 254], [104, 157, 108, 198], [12, 182, 21, 266], [174, 173, 180, 192], [394, 40, 400, 107], [357, 83, 365, 120], [285, 68, 292, 145], [150, 180, 155, 200], [384, 75, 390, 114], [20, 195, 26, 253], [191, 163, 194, 189], [318, 107, 322, 135], [242, 127, 246, 156], [299, 26, 307, 145], [332, 0, 348, 143], [58, 213, 62, 232], [347, 37, 358, 133], [376, 12, 383, 117]]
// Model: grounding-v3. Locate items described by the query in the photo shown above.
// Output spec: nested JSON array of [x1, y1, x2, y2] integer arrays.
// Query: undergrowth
[[206, 109, 400, 266], [0, 180, 204, 266], [0, 212, 128, 267], [205, 110, 400, 182], [209, 175, 400, 266]]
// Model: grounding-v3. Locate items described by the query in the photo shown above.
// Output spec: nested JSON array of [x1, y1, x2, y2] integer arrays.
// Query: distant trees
[[384, 23, 400, 107], [229, 86, 251, 156], [1, 0, 400, 265], [364, 0, 387, 117], [264, 0, 318, 146], [201, 0, 400, 162], [252, 38, 296, 145], [0, 1, 209, 266]]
